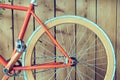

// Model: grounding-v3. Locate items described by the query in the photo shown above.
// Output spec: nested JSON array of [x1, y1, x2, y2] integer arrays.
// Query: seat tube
[[18, 4, 34, 40]]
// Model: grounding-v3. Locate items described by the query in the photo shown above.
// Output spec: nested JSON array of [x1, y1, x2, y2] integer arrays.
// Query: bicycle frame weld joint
[[16, 39, 26, 53]]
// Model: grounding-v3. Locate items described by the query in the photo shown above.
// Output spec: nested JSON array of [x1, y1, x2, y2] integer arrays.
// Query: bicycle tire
[[22, 15, 116, 80]]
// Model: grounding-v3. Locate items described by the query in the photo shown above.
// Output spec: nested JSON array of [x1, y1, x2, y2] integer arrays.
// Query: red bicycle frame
[[0, 2, 73, 79]]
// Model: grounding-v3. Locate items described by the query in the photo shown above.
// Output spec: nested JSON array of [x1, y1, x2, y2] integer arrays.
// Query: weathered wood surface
[[0, 0, 119, 80]]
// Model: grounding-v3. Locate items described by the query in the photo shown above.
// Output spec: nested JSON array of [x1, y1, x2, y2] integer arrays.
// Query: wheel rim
[[23, 16, 115, 80]]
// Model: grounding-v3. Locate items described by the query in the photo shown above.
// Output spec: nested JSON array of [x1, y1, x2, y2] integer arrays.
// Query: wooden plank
[[33, 0, 55, 80], [76, 0, 96, 80], [13, 0, 33, 80], [56, 0, 75, 15], [55, 0, 75, 80], [35, 0, 55, 24], [117, 0, 120, 79], [76, 0, 96, 19], [14, 0, 33, 42], [97, 0, 116, 43], [0, 1, 13, 80], [0, 0, 117, 80], [97, 0, 116, 80]]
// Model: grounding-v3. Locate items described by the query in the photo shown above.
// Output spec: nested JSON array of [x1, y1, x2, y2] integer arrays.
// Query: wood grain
[[13, 0, 33, 80], [56, 0, 75, 79], [97, 0, 116, 44], [33, 0, 54, 80], [117, 0, 120, 79], [0, 0, 119, 80], [0, 1, 13, 80], [76, 0, 96, 79], [97, 0, 116, 80]]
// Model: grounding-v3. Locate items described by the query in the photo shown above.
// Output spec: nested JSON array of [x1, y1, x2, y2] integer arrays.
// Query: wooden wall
[[0, 0, 119, 80]]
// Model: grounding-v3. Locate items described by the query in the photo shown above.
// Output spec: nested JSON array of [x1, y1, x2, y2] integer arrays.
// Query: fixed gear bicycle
[[0, 0, 116, 80]]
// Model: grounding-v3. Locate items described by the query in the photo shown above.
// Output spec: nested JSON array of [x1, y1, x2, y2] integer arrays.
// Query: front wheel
[[22, 15, 116, 80]]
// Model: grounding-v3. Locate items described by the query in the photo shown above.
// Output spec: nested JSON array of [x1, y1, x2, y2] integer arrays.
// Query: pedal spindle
[[3, 59, 22, 77]]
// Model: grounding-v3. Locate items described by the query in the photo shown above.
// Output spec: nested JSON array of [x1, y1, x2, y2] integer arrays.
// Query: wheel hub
[[71, 57, 78, 67]]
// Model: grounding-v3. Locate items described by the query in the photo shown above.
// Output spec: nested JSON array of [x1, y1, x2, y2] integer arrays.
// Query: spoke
[[68, 25, 76, 56], [67, 25, 75, 55], [76, 27, 87, 49], [33, 67, 76, 80], [34, 69, 54, 73], [33, 54, 53, 59], [71, 28, 87, 55], [77, 63, 105, 78], [86, 56, 106, 62], [78, 61, 106, 72], [77, 49, 104, 61], [76, 71, 83, 80], [34, 69, 55, 80], [95, 63, 107, 66], [76, 66, 94, 80], [33, 54, 64, 60], [48, 72, 55, 80], [34, 67, 69, 79], [65, 67, 74, 80], [33, 56, 66, 64], [68, 34, 75, 55], [76, 33, 95, 59], [38, 42, 54, 56], [39, 38, 55, 47], [68, 27, 88, 57], [77, 36, 98, 59], [59, 26, 67, 52], [70, 48, 104, 60], [78, 41, 102, 56], [76, 69, 88, 80], [38, 44, 63, 61], [41, 72, 54, 80], [67, 26, 72, 54], [55, 67, 69, 79]]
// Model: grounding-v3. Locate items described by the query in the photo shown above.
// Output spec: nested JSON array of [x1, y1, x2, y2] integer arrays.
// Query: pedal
[[3, 59, 22, 77]]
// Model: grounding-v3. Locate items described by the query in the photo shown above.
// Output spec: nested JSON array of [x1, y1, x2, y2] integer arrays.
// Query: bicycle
[[0, 0, 116, 80]]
